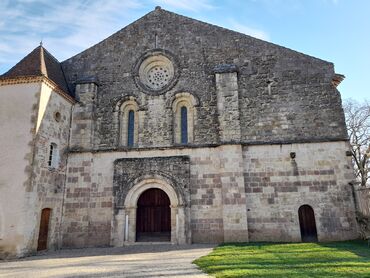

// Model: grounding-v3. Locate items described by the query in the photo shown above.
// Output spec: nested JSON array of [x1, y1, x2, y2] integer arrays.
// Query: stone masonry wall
[[113, 156, 190, 208], [243, 141, 358, 241], [62, 152, 113, 247], [30, 85, 73, 251], [70, 82, 97, 150], [62, 142, 357, 247], [61, 8, 347, 150], [62, 141, 357, 247], [62, 146, 250, 246], [215, 70, 241, 143]]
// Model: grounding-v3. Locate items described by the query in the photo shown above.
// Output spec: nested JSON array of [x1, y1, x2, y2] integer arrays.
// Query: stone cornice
[[68, 138, 350, 154], [0, 75, 75, 104]]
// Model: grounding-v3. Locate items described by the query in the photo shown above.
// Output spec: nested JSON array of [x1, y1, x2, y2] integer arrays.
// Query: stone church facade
[[0, 7, 358, 258]]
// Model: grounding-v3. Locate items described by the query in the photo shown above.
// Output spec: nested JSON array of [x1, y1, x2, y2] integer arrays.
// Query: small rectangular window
[[48, 143, 58, 169], [48, 144, 54, 167]]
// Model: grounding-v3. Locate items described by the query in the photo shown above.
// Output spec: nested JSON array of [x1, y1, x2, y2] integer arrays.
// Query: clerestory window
[[172, 93, 197, 145], [180, 106, 188, 144], [127, 110, 135, 147], [119, 100, 139, 147]]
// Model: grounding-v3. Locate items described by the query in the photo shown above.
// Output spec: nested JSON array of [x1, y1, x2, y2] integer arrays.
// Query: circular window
[[134, 50, 179, 95], [54, 112, 61, 122]]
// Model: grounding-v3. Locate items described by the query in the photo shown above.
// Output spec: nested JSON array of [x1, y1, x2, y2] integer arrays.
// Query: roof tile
[[0, 45, 70, 95]]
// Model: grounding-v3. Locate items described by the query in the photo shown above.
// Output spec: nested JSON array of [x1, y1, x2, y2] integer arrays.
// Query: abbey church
[[0, 7, 358, 258]]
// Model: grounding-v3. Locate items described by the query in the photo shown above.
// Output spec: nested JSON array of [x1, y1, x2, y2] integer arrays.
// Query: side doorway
[[37, 208, 51, 251], [298, 205, 318, 242]]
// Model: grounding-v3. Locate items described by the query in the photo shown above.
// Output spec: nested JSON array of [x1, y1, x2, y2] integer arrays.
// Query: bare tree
[[343, 99, 370, 187]]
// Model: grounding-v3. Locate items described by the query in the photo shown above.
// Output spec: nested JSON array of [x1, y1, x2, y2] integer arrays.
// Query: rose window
[[138, 54, 175, 91], [148, 66, 170, 89]]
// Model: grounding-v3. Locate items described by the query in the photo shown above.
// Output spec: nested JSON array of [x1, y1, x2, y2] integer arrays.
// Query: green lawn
[[194, 241, 370, 277]]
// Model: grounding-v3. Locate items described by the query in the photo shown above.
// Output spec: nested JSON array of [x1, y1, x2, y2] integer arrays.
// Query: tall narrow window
[[180, 106, 188, 144], [127, 110, 135, 147], [118, 99, 139, 147], [48, 143, 58, 168]]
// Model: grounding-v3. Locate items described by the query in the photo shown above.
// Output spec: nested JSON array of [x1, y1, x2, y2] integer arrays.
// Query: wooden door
[[136, 188, 170, 241], [299, 205, 318, 242], [37, 208, 51, 251]]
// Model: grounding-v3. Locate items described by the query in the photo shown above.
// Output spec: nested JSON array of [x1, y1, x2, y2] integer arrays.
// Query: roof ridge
[[40, 45, 48, 76], [42, 46, 64, 64]]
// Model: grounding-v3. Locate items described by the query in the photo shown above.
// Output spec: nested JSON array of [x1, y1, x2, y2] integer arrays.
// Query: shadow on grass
[[194, 240, 370, 278], [319, 240, 370, 257]]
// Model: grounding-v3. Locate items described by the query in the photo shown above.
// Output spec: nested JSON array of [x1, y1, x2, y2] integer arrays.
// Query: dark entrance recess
[[298, 205, 318, 242], [37, 208, 51, 251], [136, 188, 171, 242]]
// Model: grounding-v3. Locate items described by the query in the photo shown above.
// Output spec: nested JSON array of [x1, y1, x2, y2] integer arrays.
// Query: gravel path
[[0, 244, 215, 278]]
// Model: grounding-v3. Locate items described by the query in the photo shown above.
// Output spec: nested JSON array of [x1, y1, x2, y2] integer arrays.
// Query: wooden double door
[[136, 188, 171, 242]]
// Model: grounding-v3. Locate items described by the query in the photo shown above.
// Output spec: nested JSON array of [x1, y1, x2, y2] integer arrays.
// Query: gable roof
[[0, 45, 70, 94]]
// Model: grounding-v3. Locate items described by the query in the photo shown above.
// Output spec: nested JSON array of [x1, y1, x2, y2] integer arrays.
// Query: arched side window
[[48, 143, 59, 168], [172, 93, 198, 145], [127, 110, 135, 147], [180, 106, 188, 144], [119, 100, 139, 147]]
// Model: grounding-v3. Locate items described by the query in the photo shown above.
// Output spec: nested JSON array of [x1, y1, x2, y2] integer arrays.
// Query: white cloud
[[152, 0, 215, 12], [1, 0, 214, 71], [0, 0, 268, 73], [0, 0, 144, 71], [228, 19, 270, 41]]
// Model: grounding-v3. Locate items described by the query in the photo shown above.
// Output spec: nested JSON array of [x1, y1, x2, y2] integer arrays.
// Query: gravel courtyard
[[0, 244, 215, 278]]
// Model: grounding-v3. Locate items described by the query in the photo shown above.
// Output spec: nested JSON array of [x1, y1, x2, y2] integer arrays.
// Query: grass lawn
[[194, 241, 370, 277]]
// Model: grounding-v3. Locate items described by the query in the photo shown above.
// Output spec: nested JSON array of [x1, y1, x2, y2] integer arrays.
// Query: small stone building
[[0, 7, 358, 258]]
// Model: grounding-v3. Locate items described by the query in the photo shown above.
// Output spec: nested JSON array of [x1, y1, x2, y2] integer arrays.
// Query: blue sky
[[0, 0, 368, 101]]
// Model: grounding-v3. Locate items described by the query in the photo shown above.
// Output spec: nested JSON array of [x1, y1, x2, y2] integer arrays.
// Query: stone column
[[111, 208, 125, 247], [70, 80, 98, 150], [214, 64, 241, 143], [126, 206, 137, 243]]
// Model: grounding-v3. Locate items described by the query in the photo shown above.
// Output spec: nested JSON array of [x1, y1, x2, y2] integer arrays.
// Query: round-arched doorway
[[136, 188, 171, 242], [298, 205, 318, 242]]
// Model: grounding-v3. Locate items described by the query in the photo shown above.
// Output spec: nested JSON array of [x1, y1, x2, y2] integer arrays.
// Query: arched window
[[118, 100, 139, 147], [180, 106, 188, 144], [172, 93, 198, 145], [127, 110, 135, 147], [48, 143, 58, 168]]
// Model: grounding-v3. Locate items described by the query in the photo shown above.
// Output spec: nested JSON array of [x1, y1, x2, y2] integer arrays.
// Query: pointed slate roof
[[0, 45, 70, 94]]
